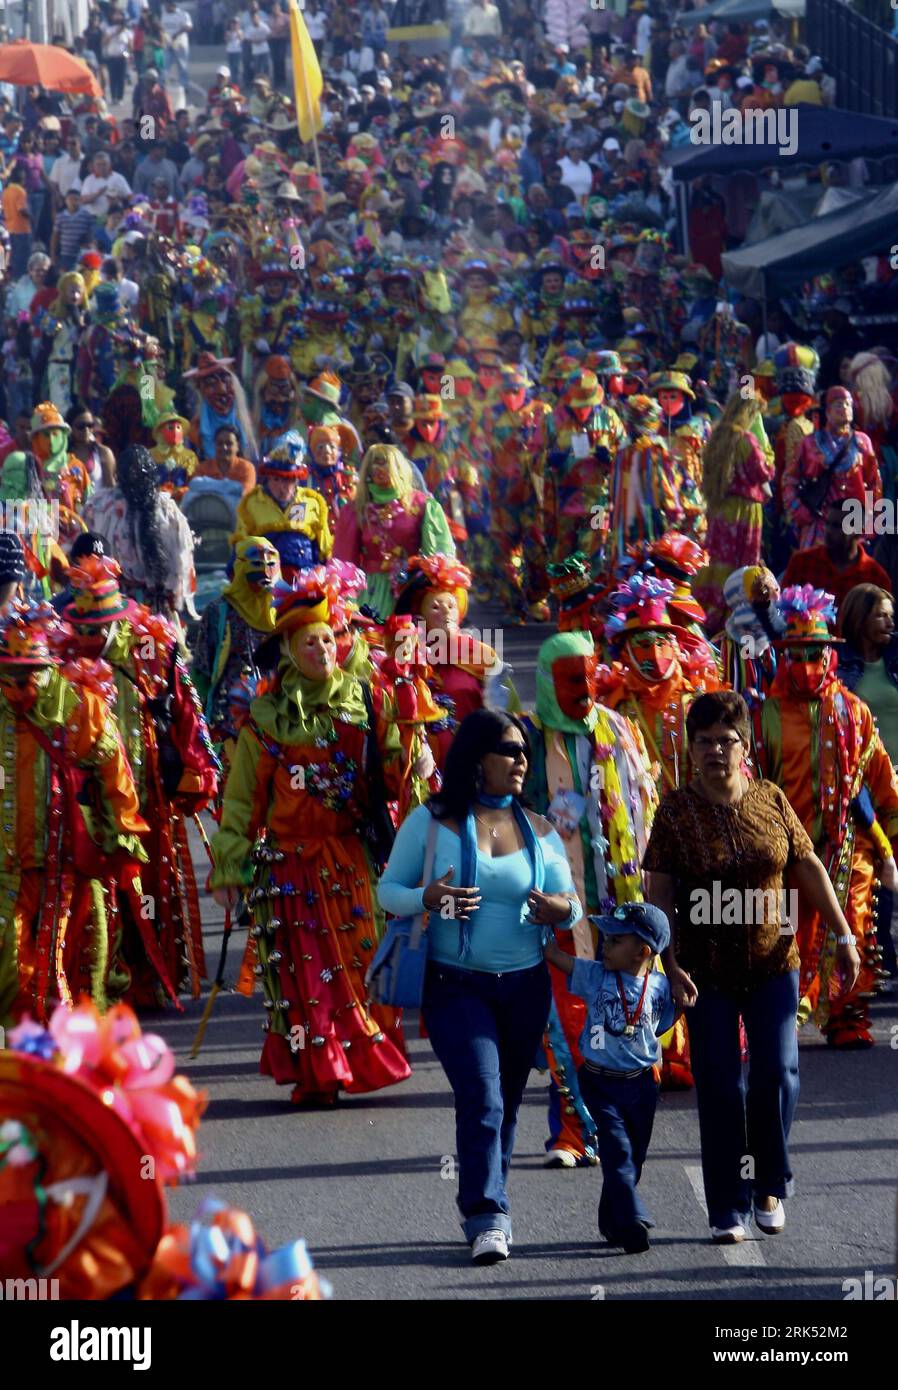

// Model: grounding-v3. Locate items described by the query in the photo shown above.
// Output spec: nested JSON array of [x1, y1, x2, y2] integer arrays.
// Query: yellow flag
[[289, 0, 323, 144]]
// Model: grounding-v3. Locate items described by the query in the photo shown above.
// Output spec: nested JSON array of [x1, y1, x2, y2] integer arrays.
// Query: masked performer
[[752, 585, 898, 1049], [719, 565, 784, 700], [693, 392, 775, 633], [210, 576, 413, 1105], [0, 601, 148, 1027], [29, 402, 90, 547], [522, 627, 657, 1166], [192, 536, 279, 752], [333, 444, 455, 621], [609, 395, 686, 570], [76, 281, 127, 415], [184, 352, 259, 466], [252, 354, 301, 457], [36, 271, 87, 414], [484, 366, 552, 620], [83, 445, 196, 619], [393, 554, 513, 771], [63, 556, 219, 1008], [235, 439, 333, 585], [101, 335, 175, 456], [150, 410, 199, 497], [782, 386, 880, 551], [543, 368, 629, 571], [307, 424, 358, 532]]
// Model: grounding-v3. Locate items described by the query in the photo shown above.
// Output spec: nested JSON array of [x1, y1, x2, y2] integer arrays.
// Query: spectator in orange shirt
[[195, 423, 257, 494], [612, 49, 653, 104], [3, 165, 32, 277]]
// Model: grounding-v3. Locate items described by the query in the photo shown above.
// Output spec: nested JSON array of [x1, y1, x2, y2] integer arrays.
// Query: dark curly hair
[[117, 445, 168, 588]]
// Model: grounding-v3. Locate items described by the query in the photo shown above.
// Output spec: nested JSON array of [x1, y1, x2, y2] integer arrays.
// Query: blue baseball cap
[[590, 902, 670, 955]]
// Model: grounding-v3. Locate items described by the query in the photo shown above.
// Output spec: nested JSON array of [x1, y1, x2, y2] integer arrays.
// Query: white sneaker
[[544, 1148, 578, 1169], [753, 1199, 786, 1234], [711, 1224, 747, 1244], [472, 1229, 509, 1264]]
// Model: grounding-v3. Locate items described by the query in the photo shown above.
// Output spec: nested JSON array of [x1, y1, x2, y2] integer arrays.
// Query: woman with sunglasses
[[378, 708, 580, 1265], [65, 406, 116, 489]]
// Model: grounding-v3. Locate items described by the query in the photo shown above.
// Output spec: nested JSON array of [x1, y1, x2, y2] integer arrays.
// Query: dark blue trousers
[[686, 969, 800, 1230], [422, 959, 551, 1242], [578, 1066, 659, 1239]]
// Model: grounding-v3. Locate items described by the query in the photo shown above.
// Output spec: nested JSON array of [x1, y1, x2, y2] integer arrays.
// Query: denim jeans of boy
[[686, 969, 800, 1230], [578, 1066, 659, 1239], [422, 959, 551, 1243]]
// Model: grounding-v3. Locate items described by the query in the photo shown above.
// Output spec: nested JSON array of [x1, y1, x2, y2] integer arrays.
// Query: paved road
[[160, 610, 898, 1302], [124, 34, 897, 1304]]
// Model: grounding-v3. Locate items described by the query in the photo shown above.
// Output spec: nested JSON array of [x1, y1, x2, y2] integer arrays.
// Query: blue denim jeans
[[422, 959, 551, 1242], [686, 969, 800, 1230], [578, 1066, 658, 1239]]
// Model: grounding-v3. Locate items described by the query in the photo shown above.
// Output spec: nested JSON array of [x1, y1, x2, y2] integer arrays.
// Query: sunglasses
[[493, 741, 528, 761], [74, 418, 95, 429]]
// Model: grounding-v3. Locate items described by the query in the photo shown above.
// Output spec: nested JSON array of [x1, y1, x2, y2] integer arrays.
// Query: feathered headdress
[[605, 572, 679, 641], [773, 585, 842, 646]]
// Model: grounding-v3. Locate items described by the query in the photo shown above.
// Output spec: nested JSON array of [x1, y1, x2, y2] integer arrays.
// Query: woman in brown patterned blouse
[[643, 690, 860, 1245]]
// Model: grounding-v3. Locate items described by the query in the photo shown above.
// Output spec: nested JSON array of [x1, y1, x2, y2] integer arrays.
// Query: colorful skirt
[[250, 835, 411, 1098]]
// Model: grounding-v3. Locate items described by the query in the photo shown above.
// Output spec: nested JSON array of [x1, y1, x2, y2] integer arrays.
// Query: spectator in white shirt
[[101, 8, 132, 103], [160, 0, 192, 90], [244, 6, 272, 81], [635, 8, 652, 61], [304, 0, 326, 44], [556, 138, 594, 202], [665, 42, 692, 99], [78, 151, 132, 221], [50, 132, 86, 200], [463, 0, 502, 40]]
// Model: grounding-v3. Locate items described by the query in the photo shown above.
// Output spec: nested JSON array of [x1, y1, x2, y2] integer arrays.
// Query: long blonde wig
[[355, 444, 414, 517], [702, 391, 760, 509]]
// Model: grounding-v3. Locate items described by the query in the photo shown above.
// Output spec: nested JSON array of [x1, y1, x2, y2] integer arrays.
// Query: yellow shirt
[[235, 484, 333, 556]]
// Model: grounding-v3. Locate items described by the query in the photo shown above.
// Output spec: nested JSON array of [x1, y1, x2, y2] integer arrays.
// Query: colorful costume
[[753, 586, 898, 1048], [63, 558, 219, 1008], [210, 578, 412, 1103], [235, 443, 333, 584], [782, 387, 881, 549], [333, 445, 455, 620], [0, 602, 147, 1028], [543, 369, 628, 571], [484, 367, 552, 617], [193, 537, 279, 746], [150, 410, 199, 497], [523, 629, 657, 1165]]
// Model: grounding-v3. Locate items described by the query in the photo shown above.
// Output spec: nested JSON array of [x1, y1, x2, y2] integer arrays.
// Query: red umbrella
[[0, 42, 102, 98]]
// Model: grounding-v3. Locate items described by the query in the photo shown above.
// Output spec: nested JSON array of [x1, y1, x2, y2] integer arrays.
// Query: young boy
[[544, 901, 675, 1254]]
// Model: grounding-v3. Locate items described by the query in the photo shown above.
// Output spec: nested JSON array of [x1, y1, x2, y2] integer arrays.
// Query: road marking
[[683, 1165, 766, 1267]]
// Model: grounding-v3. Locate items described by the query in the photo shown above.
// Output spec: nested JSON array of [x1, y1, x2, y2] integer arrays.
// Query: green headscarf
[[535, 629, 599, 736]]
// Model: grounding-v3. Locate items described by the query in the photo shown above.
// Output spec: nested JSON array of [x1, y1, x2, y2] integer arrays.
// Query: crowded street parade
[[0, 0, 897, 1343]]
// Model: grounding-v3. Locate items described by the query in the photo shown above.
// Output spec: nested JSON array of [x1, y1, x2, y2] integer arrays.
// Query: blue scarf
[[199, 399, 242, 463], [457, 794, 545, 961]]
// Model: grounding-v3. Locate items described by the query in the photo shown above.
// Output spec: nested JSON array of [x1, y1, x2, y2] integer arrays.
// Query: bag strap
[[408, 813, 438, 951]]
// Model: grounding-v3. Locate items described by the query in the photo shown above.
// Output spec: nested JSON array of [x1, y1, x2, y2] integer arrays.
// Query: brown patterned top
[[642, 779, 814, 995]]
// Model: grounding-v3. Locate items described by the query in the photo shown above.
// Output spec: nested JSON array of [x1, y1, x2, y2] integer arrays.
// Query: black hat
[[0, 532, 27, 585]]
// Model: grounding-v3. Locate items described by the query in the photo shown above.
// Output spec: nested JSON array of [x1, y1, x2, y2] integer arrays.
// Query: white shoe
[[753, 1199, 786, 1234], [472, 1229, 509, 1264], [711, 1224, 747, 1244], [544, 1148, 578, 1169]]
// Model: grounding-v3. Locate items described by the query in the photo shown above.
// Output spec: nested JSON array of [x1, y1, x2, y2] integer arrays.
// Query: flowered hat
[[63, 555, 140, 626], [259, 429, 309, 478], [773, 585, 842, 646], [546, 552, 602, 631], [395, 552, 472, 622], [0, 602, 56, 666], [30, 402, 70, 436], [270, 574, 331, 638], [646, 534, 709, 626], [605, 572, 689, 643], [0, 1001, 204, 1299]]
